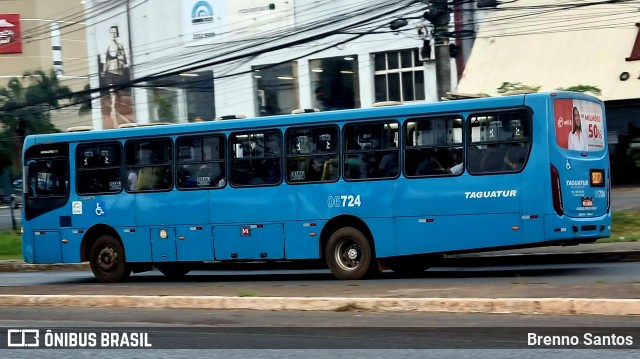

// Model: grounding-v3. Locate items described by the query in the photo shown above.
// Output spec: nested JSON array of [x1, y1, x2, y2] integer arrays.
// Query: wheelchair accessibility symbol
[[565, 159, 572, 171], [95, 202, 105, 216]]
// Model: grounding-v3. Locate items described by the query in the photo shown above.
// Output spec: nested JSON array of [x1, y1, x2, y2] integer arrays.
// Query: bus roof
[[26, 91, 600, 146]]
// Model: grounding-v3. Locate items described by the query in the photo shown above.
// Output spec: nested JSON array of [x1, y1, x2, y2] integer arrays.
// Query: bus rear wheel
[[89, 235, 131, 283], [325, 227, 374, 280], [156, 263, 191, 278]]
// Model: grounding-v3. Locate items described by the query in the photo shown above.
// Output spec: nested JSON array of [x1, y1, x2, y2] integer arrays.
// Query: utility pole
[[424, 0, 452, 101]]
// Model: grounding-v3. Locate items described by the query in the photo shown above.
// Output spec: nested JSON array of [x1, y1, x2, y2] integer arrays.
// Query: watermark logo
[[7, 329, 39, 347]]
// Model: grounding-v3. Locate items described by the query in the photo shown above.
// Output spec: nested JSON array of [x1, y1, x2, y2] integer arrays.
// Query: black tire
[[89, 235, 131, 283], [156, 263, 191, 278], [325, 227, 374, 280]]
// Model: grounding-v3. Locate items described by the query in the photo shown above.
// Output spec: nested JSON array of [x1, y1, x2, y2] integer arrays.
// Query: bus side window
[[76, 143, 121, 195], [285, 126, 339, 184], [231, 130, 282, 186], [467, 110, 531, 175], [125, 139, 172, 191]]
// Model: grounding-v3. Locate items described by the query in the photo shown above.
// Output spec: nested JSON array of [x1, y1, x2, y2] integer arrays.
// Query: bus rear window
[[554, 99, 604, 152]]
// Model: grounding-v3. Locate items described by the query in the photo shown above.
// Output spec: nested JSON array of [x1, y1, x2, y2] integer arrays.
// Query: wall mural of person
[[98, 24, 135, 129]]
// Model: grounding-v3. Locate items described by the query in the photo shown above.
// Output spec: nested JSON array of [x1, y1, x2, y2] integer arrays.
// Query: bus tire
[[156, 263, 191, 278], [325, 227, 374, 280], [89, 235, 131, 283]]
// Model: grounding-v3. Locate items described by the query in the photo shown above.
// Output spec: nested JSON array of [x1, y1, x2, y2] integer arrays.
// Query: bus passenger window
[[405, 117, 463, 178], [344, 121, 399, 180], [285, 126, 339, 184], [467, 110, 531, 175], [230, 130, 282, 187], [76, 143, 121, 195]]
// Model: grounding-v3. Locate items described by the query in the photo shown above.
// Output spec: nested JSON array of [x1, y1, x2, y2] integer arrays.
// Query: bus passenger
[[504, 147, 526, 171], [378, 151, 399, 177], [416, 155, 445, 175], [127, 170, 138, 190]]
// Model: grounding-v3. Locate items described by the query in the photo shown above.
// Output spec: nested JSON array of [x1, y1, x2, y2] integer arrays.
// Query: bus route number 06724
[[327, 195, 362, 208]]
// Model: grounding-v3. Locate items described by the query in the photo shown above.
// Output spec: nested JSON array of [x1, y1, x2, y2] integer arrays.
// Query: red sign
[[0, 14, 22, 54]]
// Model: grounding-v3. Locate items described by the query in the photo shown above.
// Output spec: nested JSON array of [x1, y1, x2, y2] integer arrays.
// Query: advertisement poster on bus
[[554, 99, 604, 151], [0, 14, 21, 54], [95, 14, 135, 129]]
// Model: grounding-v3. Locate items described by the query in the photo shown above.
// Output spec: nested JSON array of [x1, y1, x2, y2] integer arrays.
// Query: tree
[[497, 82, 603, 97], [73, 84, 93, 115], [556, 85, 602, 96], [0, 70, 71, 177], [496, 82, 541, 94]]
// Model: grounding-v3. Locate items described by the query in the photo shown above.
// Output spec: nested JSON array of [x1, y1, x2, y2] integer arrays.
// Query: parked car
[[10, 178, 22, 209]]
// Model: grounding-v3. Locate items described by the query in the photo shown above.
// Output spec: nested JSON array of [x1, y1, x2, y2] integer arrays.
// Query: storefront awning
[[456, 1, 640, 101]]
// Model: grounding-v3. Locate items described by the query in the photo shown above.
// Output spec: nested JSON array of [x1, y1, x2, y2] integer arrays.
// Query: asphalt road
[[1, 261, 639, 299], [0, 310, 638, 356]]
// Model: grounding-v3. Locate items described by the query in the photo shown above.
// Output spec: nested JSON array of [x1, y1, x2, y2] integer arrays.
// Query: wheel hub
[[98, 247, 117, 271], [347, 248, 358, 260]]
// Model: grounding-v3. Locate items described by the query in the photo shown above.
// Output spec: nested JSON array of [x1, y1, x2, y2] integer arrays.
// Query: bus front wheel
[[89, 235, 131, 283], [325, 227, 374, 280]]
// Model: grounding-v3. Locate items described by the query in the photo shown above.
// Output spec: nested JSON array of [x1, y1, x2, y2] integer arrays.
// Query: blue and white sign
[[182, 0, 225, 43], [94, 202, 106, 216]]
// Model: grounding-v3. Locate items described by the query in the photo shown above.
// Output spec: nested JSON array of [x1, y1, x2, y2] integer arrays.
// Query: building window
[[146, 70, 215, 123], [253, 62, 299, 116], [373, 49, 425, 103], [310, 56, 360, 111]]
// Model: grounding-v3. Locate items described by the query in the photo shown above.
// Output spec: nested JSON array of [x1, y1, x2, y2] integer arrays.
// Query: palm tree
[[0, 70, 71, 177]]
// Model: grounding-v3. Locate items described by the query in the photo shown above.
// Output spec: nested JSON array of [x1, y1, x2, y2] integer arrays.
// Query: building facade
[[83, 0, 475, 130], [0, 0, 91, 131], [456, 0, 640, 185]]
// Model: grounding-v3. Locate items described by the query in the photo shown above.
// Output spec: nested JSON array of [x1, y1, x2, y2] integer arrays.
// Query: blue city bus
[[20, 91, 611, 282]]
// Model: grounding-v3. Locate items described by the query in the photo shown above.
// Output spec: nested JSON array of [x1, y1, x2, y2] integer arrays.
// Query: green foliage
[[556, 85, 602, 96], [151, 88, 176, 122], [0, 70, 70, 176], [72, 84, 93, 116], [496, 82, 541, 94], [0, 230, 21, 260], [599, 210, 640, 242]]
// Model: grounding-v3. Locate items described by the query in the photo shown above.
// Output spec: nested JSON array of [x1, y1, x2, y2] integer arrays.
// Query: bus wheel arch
[[81, 225, 131, 283], [320, 215, 377, 280]]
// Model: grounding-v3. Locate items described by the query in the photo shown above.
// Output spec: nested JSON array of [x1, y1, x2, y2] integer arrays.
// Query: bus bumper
[[544, 213, 612, 243]]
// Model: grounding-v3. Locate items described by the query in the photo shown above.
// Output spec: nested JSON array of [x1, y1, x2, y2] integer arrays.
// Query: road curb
[[0, 263, 89, 272], [0, 295, 638, 316]]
